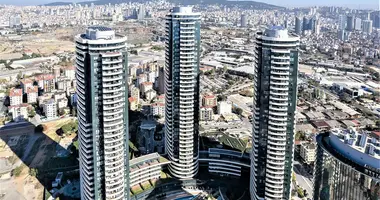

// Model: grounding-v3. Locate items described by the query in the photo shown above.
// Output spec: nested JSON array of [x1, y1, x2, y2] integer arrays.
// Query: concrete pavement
[[293, 161, 313, 198]]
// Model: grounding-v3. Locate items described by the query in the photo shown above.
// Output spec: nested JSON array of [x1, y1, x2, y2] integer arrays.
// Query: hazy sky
[[1, 0, 378, 9]]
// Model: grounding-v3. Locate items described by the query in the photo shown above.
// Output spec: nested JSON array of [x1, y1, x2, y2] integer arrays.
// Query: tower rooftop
[[264, 26, 289, 38], [85, 26, 115, 40]]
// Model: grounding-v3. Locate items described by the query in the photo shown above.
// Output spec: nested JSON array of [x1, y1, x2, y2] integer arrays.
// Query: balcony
[[269, 106, 287, 112], [271, 66, 289, 71], [103, 81, 122, 88], [268, 125, 286, 132], [271, 75, 289, 81], [267, 135, 286, 141], [102, 59, 122, 64], [103, 103, 124, 111], [267, 144, 286, 154], [267, 140, 286, 147], [103, 71, 123, 77], [102, 65, 123, 70], [272, 61, 290, 65], [103, 87, 123, 93], [268, 111, 287, 118], [269, 101, 288, 106], [103, 98, 124, 105], [103, 114, 123, 122], [265, 173, 284, 180], [103, 119, 123, 127], [270, 91, 288, 96]]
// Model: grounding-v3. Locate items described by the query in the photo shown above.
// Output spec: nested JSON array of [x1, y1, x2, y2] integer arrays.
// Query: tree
[[223, 66, 228, 74], [28, 109, 36, 118], [297, 187, 304, 198], [16, 71, 22, 80], [29, 168, 38, 177], [12, 165, 25, 177], [72, 121, 78, 132], [217, 95, 227, 101], [61, 124, 72, 134], [295, 131, 306, 141], [292, 172, 296, 183], [233, 107, 243, 115]]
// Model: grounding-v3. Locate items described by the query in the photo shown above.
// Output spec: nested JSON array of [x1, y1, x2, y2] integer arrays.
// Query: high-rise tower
[[295, 16, 302, 35], [75, 26, 129, 200], [250, 26, 300, 200], [346, 15, 355, 31], [241, 14, 248, 27], [164, 7, 201, 179]]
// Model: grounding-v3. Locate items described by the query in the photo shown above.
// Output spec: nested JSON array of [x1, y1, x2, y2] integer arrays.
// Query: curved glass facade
[[313, 133, 380, 200]]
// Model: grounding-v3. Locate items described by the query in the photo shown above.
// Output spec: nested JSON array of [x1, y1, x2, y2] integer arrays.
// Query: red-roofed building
[[151, 103, 165, 117], [9, 88, 23, 106], [35, 74, 56, 92], [202, 94, 217, 107], [140, 82, 153, 94], [26, 86, 38, 104], [20, 78, 34, 94], [371, 131, 380, 138], [129, 97, 138, 111]]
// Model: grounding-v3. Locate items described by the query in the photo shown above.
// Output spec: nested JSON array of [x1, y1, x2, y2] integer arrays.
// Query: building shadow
[[141, 178, 203, 200], [0, 120, 79, 200]]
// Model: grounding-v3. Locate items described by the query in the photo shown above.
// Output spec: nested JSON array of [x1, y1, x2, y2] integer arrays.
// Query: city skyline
[[1, 0, 378, 9]]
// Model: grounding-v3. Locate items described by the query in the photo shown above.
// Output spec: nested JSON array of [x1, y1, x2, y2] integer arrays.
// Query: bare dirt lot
[[0, 28, 77, 60], [0, 118, 77, 200]]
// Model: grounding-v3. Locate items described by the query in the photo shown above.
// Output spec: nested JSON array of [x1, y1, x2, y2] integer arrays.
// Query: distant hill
[[44, 0, 283, 10], [44, 1, 73, 6]]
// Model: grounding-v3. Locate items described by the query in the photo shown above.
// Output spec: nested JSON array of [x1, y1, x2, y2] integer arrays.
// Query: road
[[203, 76, 222, 89], [293, 160, 313, 197], [223, 83, 252, 94], [228, 94, 253, 115]]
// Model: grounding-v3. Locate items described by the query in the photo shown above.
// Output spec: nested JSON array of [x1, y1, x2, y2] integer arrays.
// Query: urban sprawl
[[0, 1, 379, 200]]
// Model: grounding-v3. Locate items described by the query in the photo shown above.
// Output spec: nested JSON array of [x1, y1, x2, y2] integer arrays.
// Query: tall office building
[[338, 15, 346, 30], [241, 14, 248, 27], [283, 19, 288, 29], [354, 17, 362, 31], [164, 7, 201, 179], [362, 20, 373, 34], [295, 16, 302, 35], [75, 26, 129, 200], [302, 16, 310, 31], [370, 11, 380, 28], [250, 26, 300, 200], [346, 15, 354, 31], [313, 19, 320, 35]]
